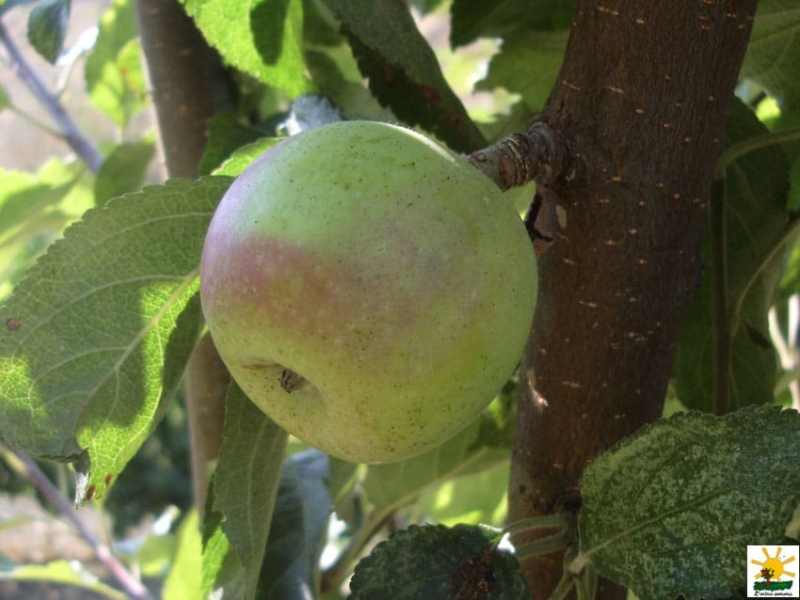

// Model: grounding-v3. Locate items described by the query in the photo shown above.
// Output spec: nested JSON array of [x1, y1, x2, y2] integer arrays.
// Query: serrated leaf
[[323, 0, 485, 153], [0, 177, 232, 503], [475, 31, 567, 113], [94, 140, 155, 204], [450, 0, 573, 48], [741, 0, 800, 109], [27, 0, 70, 63], [575, 405, 800, 600], [350, 523, 529, 599], [258, 450, 331, 598], [675, 98, 790, 413], [181, 0, 313, 97], [213, 383, 288, 600], [84, 0, 146, 127]]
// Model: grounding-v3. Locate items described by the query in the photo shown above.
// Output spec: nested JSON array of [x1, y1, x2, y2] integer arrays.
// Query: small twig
[[468, 121, 580, 191], [0, 18, 102, 173], [514, 528, 572, 561], [502, 513, 572, 538], [2, 447, 154, 599]]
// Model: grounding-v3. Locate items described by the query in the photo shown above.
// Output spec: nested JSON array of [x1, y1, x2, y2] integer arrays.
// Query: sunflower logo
[[750, 546, 797, 594]]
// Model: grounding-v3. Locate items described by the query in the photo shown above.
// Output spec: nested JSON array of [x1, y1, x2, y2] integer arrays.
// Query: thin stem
[[9, 104, 65, 138], [731, 214, 800, 338], [548, 573, 576, 600], [716, 126, 800, 179], [503, 513, 572, 538], [514, 528, 572, 561], [710, 177, 731, 415], [1, 446, 154, 599], [0, 18, 102, 173]]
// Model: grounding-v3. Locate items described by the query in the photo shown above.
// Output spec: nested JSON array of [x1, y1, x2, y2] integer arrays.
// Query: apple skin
[[200, 121, 537, 464]]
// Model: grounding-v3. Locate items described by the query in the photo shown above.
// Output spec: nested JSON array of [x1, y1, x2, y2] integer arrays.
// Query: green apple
[[200, 120, 537, 463]]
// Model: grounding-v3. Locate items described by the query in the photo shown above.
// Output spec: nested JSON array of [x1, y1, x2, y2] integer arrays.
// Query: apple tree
[[0, 0, 799, 599]]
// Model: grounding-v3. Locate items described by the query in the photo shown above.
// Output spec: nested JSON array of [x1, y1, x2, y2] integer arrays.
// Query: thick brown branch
[[507, 1, 758, 597]]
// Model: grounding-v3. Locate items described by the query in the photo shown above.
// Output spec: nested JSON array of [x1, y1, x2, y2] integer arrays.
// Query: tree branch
[[133, 0, 234, 513], [0, 18, 102, 173], [2, 447, 153, 599], [507, 2, 759, 597]]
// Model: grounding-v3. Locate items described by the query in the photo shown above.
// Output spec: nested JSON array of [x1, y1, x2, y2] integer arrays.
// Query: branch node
[[467, 121, 579, 192]]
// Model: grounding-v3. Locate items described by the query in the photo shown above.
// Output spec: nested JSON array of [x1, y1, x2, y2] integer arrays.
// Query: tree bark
[[507, 1, 758, 597], [134, 0, 234, 512]]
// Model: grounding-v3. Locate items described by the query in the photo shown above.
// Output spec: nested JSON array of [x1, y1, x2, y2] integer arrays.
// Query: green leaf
[[349, 523, 529, 599], [323, 0, 486, 153], [163, 510, 203, 600], [258, 450, 331, 598], [0, 160, 92, 301], [27, 0, 70, 63], [94, 140, 156, 204], [213, 137, 282, 177], [0, 83, 10, 111], [0, 559, 129, 599], [0, 177, 231, 502], [414, 461, 510, 527], [363, 411, 509, 517], [84, 0, 146, 127], [674, 98, 790, 412], [198, 113, 268, 176], [181, 0, 313, 97], [575, 405, 800, 600], [212, 383, 288, 599], [741, 0, 800, 109], [450, 0, 573, 48], [475, 31, 567, 114]]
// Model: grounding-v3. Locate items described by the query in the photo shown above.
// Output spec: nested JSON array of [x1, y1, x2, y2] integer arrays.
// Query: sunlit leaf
[[181, 0, 313, 97], [163, 510, 202, 600], [0, 558, 129, 600], [575, 405, 800, 600], [476, 31, 567, 113], [84, 0, 146, 127], [0, 177, 231, 502]]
